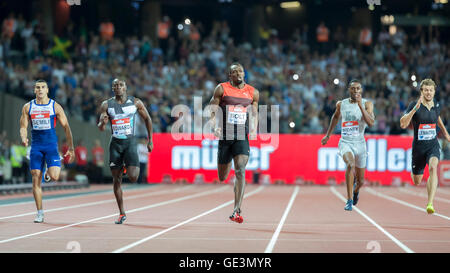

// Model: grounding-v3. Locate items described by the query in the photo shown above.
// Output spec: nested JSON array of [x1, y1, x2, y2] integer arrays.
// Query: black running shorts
[[217, 139, 250, 164], [109, 137, 139, 169], [411, 144, 441, 175]]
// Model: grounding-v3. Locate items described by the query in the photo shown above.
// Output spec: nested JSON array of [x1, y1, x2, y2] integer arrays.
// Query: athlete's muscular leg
[[31, 169, 43, 210], [218, 163, 232, 183], [411, 173, 423, 186], [111, 168, 125, 215], [47, 166, 61, 181], [426, 157, 439, 205], [233, 154, 249, 213], [342, 152, 356, 200], [125, 166, 140, 183], [354, 167, 365, 193]]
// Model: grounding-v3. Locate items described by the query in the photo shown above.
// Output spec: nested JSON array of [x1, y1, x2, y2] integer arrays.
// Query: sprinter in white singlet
[[321, 80, 375, 211]]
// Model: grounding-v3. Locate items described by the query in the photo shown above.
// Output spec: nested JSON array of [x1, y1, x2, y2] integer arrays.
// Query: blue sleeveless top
[[28, 99, 58, 145]]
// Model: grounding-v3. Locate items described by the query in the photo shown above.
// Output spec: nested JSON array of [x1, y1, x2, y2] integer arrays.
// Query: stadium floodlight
[[381, 15, 395, 25], [280, 1, 301, 9], [333, 78, 339, 85], [185, 18, 191, 25], [411, 75, 416, 81], [177, 24, 184, 30], [292, 74, 299, 80]]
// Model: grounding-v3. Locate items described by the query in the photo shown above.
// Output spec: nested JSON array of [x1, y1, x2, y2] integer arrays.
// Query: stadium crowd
[[1, 13, 449, 183]]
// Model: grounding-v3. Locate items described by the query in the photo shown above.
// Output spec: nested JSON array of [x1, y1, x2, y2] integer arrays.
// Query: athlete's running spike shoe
[[353, 180, 359, 206], [115, 214, 127, 224], [34, 213, 44, 223], [44, 172, 51, 182], [426, 204, 435, 214], [344, 199, 353, 211], [229, 211, 243, 223]]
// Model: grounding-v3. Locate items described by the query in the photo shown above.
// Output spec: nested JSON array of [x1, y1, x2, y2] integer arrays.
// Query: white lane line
[[0, 186, 227, 245], [399, 188, 450, 204], [366, 188, 450, 221], [264, 186, 299, 253], [330, 187, 414, 253], [0, 184, 165, 208], [0, 185, 193, 220], [112, 186, 265, 253]]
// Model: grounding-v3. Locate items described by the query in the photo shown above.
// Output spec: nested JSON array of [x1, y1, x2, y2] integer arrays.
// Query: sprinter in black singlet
[[400, 78, 450, 214], [98, 79, 153, 224]]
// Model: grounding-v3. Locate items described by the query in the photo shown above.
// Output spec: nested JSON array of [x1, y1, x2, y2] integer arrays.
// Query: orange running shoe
[[229, 211, 243, 224], [115, 214, 127, 224]]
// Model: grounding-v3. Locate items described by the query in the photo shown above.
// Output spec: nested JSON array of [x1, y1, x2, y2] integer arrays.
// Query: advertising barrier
[[147, 133, 445, 186]]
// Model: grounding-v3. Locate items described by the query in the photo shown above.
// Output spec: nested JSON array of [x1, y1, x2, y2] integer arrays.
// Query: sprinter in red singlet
[[209, 62, 259, 223]]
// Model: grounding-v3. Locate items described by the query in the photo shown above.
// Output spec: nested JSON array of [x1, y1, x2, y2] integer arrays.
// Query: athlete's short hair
[[112, 78, 127, 86], [229, 62, 244, 74], [348, 79, 361, 88], [35, 79, 47, 85], [419, 78, 436, 91]]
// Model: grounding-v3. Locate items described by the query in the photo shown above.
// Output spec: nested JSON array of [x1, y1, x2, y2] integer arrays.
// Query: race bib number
[[227, 106, 247, 125], [31, 112, 51, 130], [112, 118, 132, 136], [341, 121, 359, 137], [418, 124, 436, 140]]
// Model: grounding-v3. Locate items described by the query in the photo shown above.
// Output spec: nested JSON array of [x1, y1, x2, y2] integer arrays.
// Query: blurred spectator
[[0, 132, 7, 184], [0, 137, 12, 184], [75, 140, 88, 175], [359, 26, 372, 53], [10, 140, 26, 184], [91, 139, 104, 183], [2, 13, 17, 40], [157, 15, 171, 52], [99, 21, 114, 41], [137, 138, 149, 184], [442, 140, 450, 160], [316, 21, 329, 54]]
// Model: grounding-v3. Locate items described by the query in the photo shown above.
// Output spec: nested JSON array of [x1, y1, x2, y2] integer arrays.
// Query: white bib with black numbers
[[418, 124, 436, 141], [111, 117, 133, 136], [227, 105, 247, 125], [107, 96, 137, 139], [341, 121, 360, 137], [29, 100, 55, 131]]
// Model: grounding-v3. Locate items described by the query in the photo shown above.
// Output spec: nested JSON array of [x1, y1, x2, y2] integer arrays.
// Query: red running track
[[0, 183, 448, 253]]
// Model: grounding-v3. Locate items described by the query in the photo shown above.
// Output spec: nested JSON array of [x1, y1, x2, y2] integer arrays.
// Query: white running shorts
[[338, 140, 367, 168]]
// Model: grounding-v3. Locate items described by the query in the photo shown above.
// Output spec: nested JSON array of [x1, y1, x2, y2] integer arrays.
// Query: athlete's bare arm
[[55, 102, 75, 163], [400, 95, 423, 129], [249, 89, 259, 140], [19, 103, 30, 147], [97, 100, 109, 131], [321, 101, 342, 145], [359, 100, 375, 127], [209, 84, 224, 137], [135, 98, 153, 152], [437, 116, 450, 142]]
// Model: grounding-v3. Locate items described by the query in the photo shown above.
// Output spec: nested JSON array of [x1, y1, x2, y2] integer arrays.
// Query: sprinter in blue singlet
[[19, 80, 75, 223]]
